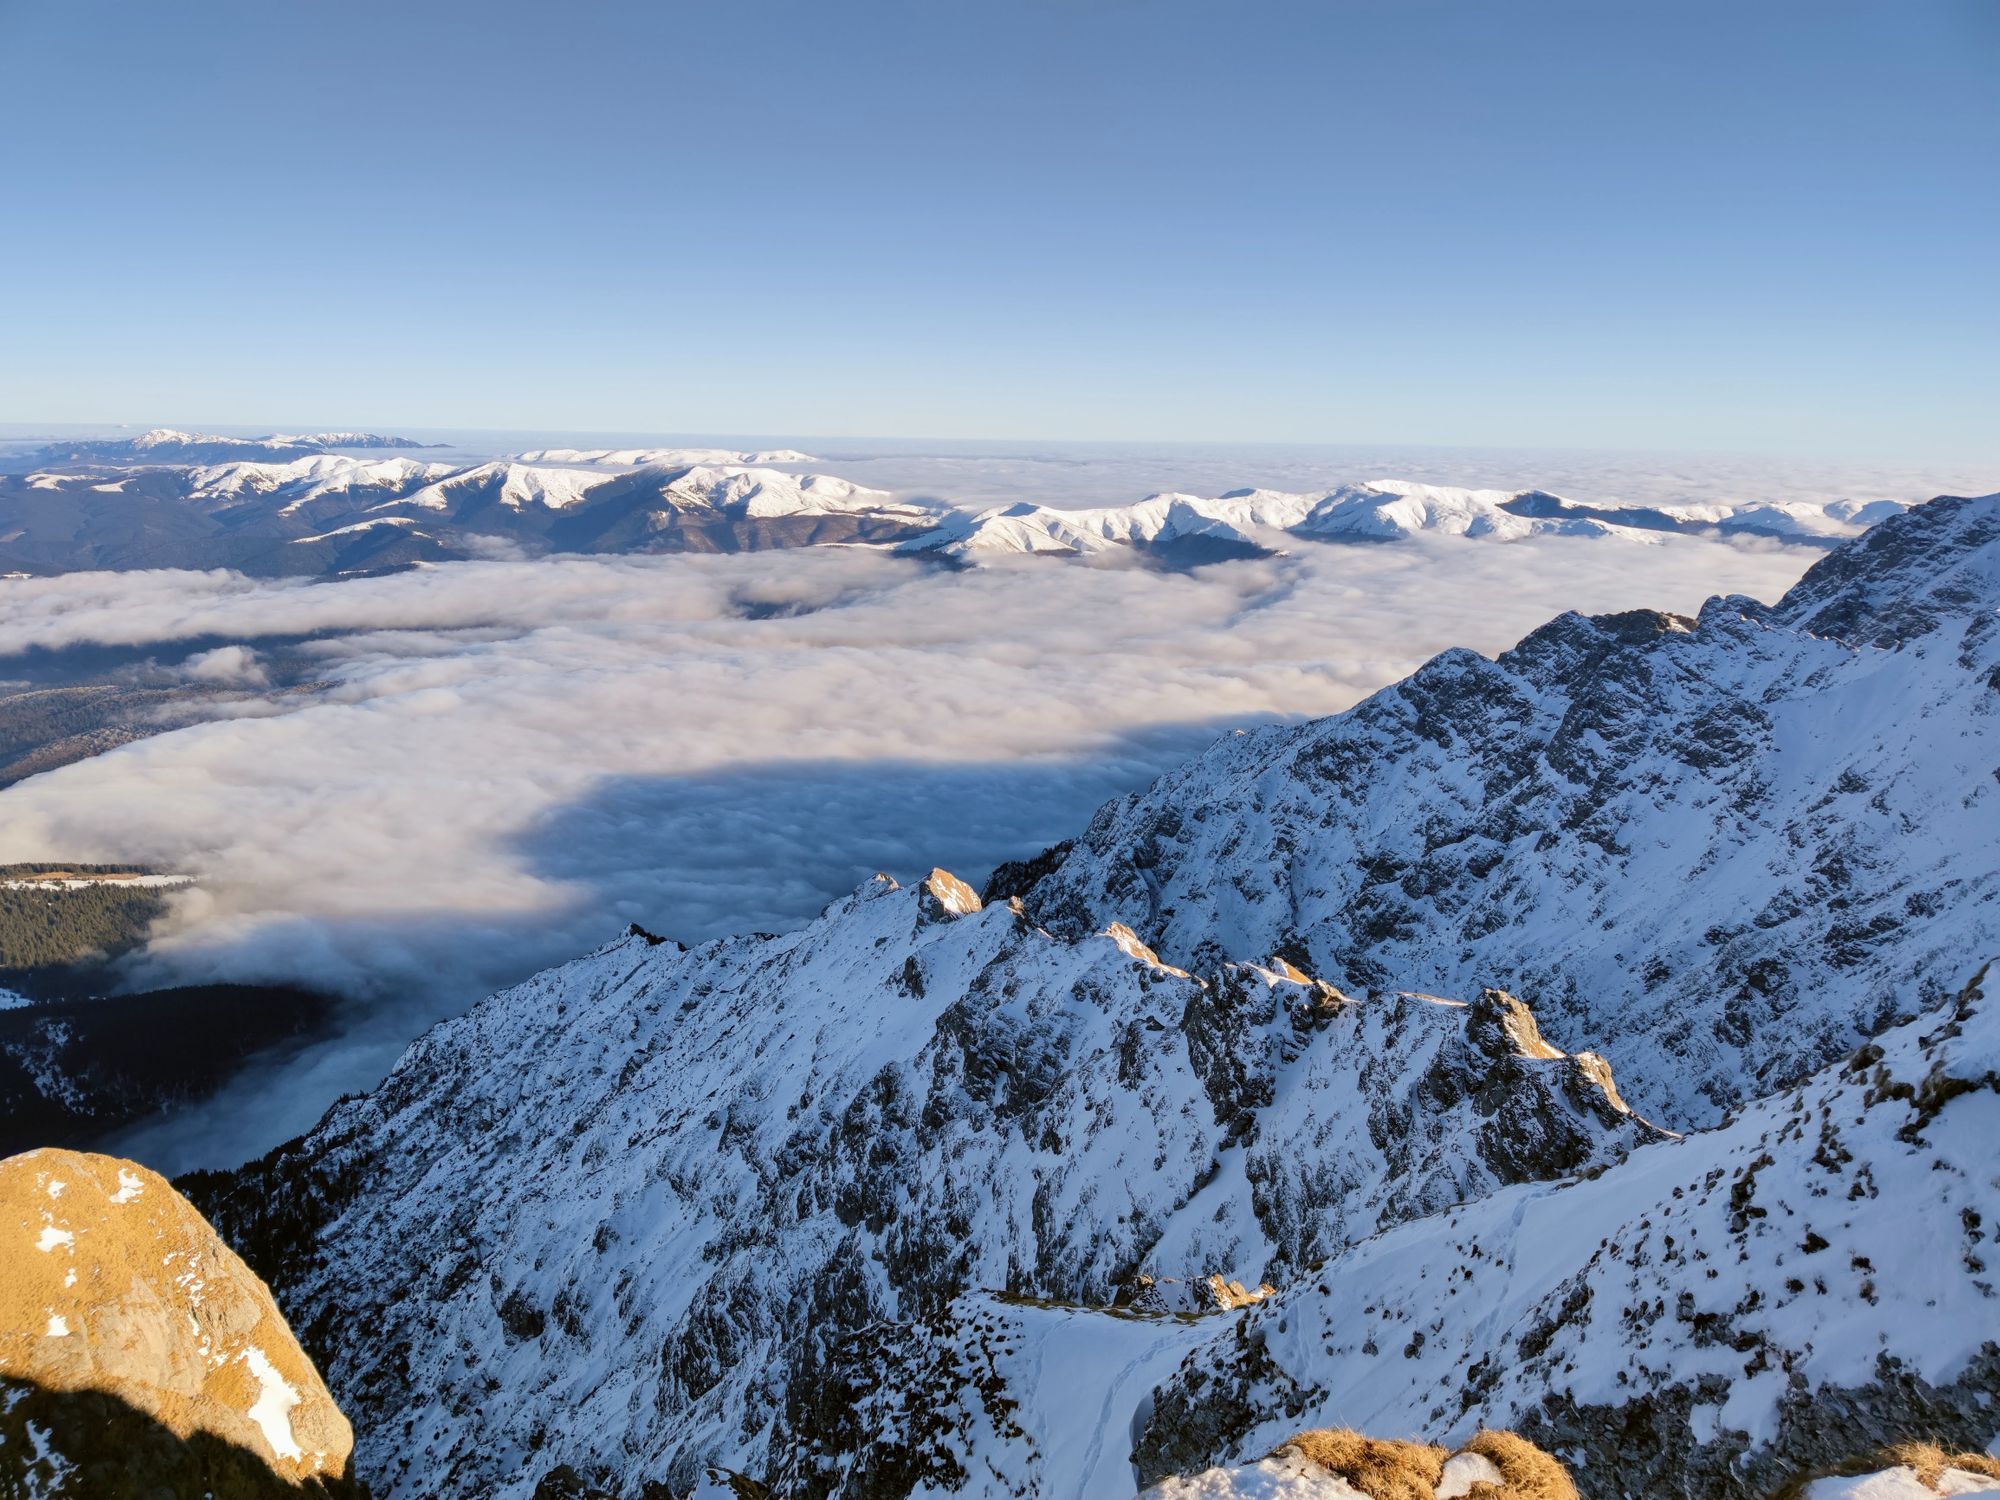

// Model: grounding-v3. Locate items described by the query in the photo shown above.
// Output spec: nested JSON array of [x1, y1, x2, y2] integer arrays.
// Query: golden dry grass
[[1271, 1428, 1447, 1500], [1454, 1429, 1582, 1499], [1771, 1441, 2000, 1498]]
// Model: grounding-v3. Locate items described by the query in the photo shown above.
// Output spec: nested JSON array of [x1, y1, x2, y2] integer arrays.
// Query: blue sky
[[2, 0, 1995, 454]]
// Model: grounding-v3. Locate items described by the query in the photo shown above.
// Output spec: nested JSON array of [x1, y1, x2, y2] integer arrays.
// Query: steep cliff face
[[193, 875, 1652, 1498], [0, 1148, 356, 1497], [1023, 494, 2000, 1125]]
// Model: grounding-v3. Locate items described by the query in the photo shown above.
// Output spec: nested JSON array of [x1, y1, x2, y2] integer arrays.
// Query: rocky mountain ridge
[[172, 494, 2000, 1497], [191, 874, 1656, 1498], [1017, 492, 2000, 1126]]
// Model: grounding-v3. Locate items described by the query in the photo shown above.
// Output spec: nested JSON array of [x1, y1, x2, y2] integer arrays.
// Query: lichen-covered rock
[[0, 1148, 356, 1496]]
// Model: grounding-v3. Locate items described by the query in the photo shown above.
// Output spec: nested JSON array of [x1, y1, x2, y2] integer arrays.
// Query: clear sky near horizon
[[2, 0, 1995, 455]]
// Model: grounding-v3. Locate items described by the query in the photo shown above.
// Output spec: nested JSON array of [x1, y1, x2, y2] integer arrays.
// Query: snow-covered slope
[[1018, 493, 2000, 1126], [827, 963, 2000, 1499], [192, 875, 1656, 1498], [902, 493, 1302, 564], [1124, 962, 2000, 1496], [0, 458, 944, 574], [400, 460, 611, 514], [187, 455, 454, 511]]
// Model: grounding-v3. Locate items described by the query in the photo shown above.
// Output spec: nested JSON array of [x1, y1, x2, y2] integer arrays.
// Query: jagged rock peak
[[0, 1149, 356, 1493], [1121, 1272, 1278, 1315], [1105, 921, 1193, 977], [1462, 986, 1569, 1062], [917, 867, 983, 919]]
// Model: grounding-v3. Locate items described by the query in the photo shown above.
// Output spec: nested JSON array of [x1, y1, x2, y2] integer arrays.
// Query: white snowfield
[[400, 460, 611, 513], [637, 463, 936, 520], [165, 455, 929, 525], [190, 496, 2000, 1500], [832, 963, 2000, 1497], [1143, 1453, 1370, 1498], [186, 455, 454, 510], [13, 448, 1917, 577]]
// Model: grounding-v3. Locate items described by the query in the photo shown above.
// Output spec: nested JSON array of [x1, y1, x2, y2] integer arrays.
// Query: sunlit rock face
[[0, 1148, 356, 1496]]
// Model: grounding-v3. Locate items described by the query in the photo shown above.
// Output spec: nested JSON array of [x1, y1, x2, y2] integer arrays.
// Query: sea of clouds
[[0, 525, 1828, 1170]]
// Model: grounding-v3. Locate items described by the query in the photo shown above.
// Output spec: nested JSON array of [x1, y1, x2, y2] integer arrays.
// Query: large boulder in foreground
[[0, 1147, 357, 1497]]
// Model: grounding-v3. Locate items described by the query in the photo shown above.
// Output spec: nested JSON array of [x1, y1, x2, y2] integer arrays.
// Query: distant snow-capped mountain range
[[901, 480, 1912, 563], [187, 493, 2000, 1498], [0, 443, 1922, 577], [19, 427, 445, 465]]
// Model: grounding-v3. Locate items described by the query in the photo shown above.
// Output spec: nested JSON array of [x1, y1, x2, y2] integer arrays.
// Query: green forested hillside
[[0, 868, 171, 978]]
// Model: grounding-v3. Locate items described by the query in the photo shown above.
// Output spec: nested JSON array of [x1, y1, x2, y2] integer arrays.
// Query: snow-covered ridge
[[1122, 963, 2000, 1493], [26, 428, 438, 465], [834, 963, 2000, 1498], [0, 453, 950, 574], [1021, 492, 2000, 1127], [195, 874, 1657, 1497], [7, 444, 1928, 576], [513, 445, 816, 466], [901, 479, 1917, 563]]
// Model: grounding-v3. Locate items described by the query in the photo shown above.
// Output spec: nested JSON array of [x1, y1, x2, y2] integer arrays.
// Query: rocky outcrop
[[0, 1148, 357, 1496]]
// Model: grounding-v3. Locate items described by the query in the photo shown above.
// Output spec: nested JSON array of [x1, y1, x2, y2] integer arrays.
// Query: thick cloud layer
[[0, 536, 1814, 1169]]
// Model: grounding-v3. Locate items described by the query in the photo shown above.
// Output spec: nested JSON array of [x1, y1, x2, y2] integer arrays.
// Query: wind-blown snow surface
[[188, 498, 2000, 1498], [1022, 494, 2000, 1126]]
